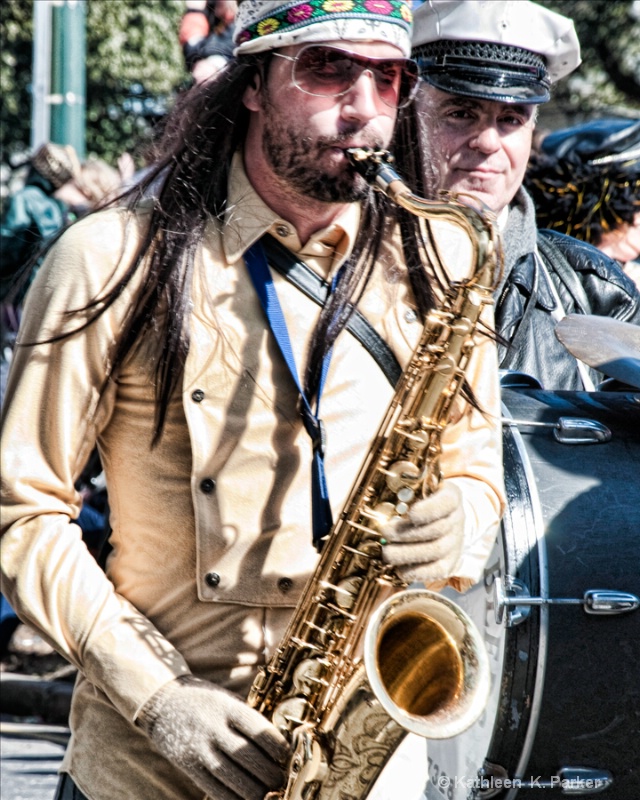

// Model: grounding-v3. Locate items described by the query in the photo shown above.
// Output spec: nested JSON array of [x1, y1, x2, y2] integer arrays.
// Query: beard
[[260, 98, 382, 203]]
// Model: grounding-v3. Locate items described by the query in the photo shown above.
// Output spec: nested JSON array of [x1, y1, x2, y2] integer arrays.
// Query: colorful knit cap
[[234, 0, 414, 57]]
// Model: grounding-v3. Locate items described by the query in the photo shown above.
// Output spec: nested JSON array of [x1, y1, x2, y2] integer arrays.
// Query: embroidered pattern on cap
[[236, 0, 413, 47]]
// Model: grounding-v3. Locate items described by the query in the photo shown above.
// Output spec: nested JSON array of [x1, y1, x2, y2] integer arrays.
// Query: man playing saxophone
[[0, 2, 505, 799]]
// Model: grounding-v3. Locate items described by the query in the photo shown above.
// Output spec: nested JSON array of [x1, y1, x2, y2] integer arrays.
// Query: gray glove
[[138, 675, 289, 800], [380, 481, 465, 583]]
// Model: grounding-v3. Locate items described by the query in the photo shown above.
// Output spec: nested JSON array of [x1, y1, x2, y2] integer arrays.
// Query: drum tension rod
[[501, 416, 612, 444], [493, 576, 639, 626]]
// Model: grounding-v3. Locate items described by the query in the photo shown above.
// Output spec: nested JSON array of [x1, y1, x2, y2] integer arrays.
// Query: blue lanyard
[[244, 239, 336, 551]]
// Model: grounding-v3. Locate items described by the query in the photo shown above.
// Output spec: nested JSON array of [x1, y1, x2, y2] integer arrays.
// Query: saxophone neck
[[346, 147, 410, 204], [346, 146, 502, 293]]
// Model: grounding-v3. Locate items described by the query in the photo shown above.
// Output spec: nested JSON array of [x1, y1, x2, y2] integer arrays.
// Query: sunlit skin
[[599, 212, 640, 264], [420, 85, 537, 214], [214, 0, 237, 26], [243, 41, 404, 244]]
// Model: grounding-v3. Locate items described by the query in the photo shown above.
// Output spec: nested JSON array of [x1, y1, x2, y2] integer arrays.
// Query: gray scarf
[[498, 187, 539, 297]]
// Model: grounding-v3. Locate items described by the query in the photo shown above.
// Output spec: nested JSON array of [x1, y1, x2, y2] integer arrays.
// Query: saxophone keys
[[397, 426, 431, 446], [383, 459, 421, 492], [341, 543, 376, 559], [347, 518, 384, 538], [335, 576, 364, 610], [323, 602, 358, 621], [272, 696, 316, 736], [293, 658, 330, 695], [450, 318, 473, 335], [428, 309, 455, 322], [290, 637, 324, 652], [397, 487, 415, 503], [433, 355, 457, 376], [362, 502, 396, 532], [284, 728, 328, 799]]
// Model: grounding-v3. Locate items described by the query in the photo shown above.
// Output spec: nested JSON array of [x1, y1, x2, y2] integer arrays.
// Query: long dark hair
[[27, 54, 441, 444]]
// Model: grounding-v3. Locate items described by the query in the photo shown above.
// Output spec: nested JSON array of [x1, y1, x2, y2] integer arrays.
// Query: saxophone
[[248, 148, 503, 800]]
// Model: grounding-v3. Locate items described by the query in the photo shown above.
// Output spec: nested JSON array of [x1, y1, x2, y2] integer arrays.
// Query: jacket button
[[205, 572, 220, 588], [277, 577, 294, 594], [404, 309, 418, 323], [200, 478, 216, 494], [191, 389, 205, 403]]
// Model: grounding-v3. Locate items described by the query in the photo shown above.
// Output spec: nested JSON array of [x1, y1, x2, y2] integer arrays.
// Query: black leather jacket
[[495, 230, 640, 390]]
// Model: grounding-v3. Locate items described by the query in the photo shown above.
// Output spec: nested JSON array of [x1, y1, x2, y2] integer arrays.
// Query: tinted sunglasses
[[274, 44, 420, 109]]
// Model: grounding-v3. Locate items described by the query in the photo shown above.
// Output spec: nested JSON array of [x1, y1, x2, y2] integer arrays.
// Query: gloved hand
[[380, 482, 465, 584], [138, 675, 289, 800]]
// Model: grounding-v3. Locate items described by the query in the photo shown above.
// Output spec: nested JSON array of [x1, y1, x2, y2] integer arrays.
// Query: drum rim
[[496, 400, 550, 799]]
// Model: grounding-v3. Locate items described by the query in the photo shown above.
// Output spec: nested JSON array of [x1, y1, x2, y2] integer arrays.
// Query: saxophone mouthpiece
[[346, 147, 409, 203]]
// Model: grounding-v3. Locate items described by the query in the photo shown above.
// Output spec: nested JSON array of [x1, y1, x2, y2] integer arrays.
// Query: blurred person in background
[[1, 143, 83, 306], [1, 142, 121, 307], [179, 0, 238, 84], [0, 143, 121, 404], [412, 0, 640, 391], [525, 118, 640, 288]]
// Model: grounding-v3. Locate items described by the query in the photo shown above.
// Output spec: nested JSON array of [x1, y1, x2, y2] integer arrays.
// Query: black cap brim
[[417, 60, 551, 104]]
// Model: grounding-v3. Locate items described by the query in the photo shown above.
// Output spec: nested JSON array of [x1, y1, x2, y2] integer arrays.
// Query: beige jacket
[[0, 156, 505, 799]]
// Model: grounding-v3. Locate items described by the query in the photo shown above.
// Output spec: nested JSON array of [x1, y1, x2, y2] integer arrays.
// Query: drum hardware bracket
[[501, 417, 612, 445], [477, 762, 613, 796], [493, 576, 639, 627]]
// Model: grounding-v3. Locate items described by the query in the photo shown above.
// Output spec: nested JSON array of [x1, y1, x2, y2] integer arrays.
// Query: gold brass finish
[[250, 147, 503, 800]]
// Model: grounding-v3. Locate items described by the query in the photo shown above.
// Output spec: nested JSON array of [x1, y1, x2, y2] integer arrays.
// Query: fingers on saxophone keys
[[381, 538, 450, 567], [381, 521, 444, 543], [192, 768, 240, 800], [209, 736, 287, 799], [394, 562, 451, 584], [232, 710, 290, 766], [193, 768, 253, 800], [197, 755, 276, 800], [407, 483, 461, 526], [380, 484, 463, 538]]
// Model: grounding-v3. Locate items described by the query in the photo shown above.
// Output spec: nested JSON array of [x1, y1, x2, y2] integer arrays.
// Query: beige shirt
[[0, 155, 504, 799]]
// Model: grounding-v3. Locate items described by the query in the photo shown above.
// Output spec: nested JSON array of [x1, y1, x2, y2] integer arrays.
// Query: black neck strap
[[260, 234, 401, 388]]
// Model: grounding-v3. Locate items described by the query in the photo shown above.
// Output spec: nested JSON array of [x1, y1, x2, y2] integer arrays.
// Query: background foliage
[[1, 0, 185, 167], [1, 0, 639, 169], [0, 1, 33, 161], [540, 0, 640, 127]]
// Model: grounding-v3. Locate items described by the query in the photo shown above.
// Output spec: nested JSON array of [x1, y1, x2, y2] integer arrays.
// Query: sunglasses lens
[[292, 47, 419, 108]]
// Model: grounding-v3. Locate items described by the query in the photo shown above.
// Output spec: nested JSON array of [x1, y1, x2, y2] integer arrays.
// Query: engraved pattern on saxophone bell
[[247, 146, 502, 799]]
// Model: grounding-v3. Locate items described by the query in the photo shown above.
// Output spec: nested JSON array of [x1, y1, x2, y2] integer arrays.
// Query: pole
[[50, 0, 86, 158], [31, 0, 53, 152]]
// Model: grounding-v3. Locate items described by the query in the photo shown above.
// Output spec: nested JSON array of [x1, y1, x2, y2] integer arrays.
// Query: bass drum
[[424, 388, 640, 800]]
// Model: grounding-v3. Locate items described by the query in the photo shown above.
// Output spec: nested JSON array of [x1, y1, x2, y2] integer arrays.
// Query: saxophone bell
[[364, 588, 491, 740]]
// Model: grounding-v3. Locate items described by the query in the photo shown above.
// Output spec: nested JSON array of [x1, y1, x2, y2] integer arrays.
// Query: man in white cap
[[412, 0, 640, 390], [1, 2, 504, 800]]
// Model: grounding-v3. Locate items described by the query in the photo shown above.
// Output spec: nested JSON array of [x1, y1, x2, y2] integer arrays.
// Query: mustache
[[315, 130, 386, 150]]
